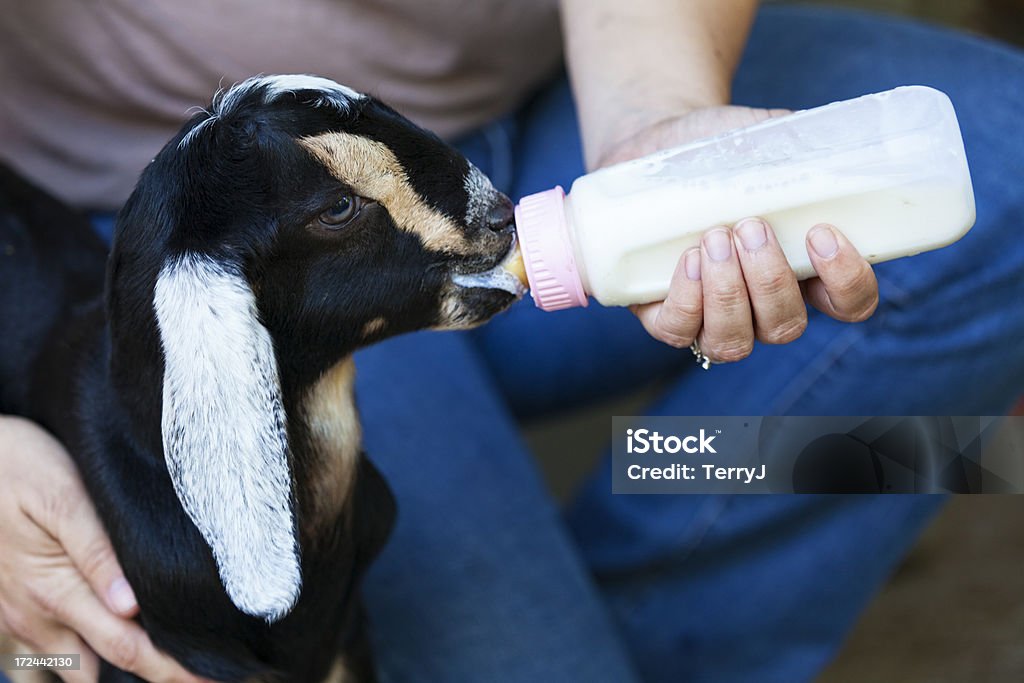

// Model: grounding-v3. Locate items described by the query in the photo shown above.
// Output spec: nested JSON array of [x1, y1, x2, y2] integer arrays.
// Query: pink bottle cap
[[514, 187, 588, 311]]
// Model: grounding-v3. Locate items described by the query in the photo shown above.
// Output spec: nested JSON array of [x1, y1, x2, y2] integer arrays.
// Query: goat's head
[[107, 75, 522, 624]]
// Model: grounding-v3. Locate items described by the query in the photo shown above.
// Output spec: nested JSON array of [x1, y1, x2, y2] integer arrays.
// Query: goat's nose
[[484, 196, 515, 233]]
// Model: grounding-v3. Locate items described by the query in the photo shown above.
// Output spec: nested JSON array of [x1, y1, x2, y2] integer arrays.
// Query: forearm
[[560, 0, 759, 167]]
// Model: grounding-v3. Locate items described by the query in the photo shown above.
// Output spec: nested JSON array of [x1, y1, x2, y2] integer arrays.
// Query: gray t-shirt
[[0, 0, 562, 209]]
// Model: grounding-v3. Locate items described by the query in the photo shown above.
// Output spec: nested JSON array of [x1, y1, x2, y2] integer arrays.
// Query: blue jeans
[[26, 6, 1021, 683], [357, 7, 1024, 683]]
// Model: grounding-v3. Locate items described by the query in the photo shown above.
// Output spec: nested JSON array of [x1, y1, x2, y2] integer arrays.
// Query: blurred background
[[787, 0, 1023, 46], [527, 3, 1024, 681]]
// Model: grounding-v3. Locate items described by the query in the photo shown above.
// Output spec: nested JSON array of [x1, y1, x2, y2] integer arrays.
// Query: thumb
[[50, 480, 138, 618]]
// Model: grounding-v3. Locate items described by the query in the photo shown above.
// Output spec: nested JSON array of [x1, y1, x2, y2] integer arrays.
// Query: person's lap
[[354, 333, 641, 682]]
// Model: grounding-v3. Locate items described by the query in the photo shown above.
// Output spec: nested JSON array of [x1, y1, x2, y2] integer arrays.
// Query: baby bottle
[[506, 86, 976, 310]]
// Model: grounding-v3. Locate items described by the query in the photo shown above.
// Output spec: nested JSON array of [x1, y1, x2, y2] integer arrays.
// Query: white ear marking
[[154, 254, 301, 622]]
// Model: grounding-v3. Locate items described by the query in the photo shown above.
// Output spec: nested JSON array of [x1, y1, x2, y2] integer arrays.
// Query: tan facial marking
[[302, 357, 361, 540], [300, 132, 471, 254]]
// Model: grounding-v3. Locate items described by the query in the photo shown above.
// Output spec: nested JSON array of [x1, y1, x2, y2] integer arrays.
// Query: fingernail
[[108, 577, 137, 613], [735, 218, 767, 251], [684, 248, 701, 281], [704, 228, 732, 262], [809, 225, 839, 258]]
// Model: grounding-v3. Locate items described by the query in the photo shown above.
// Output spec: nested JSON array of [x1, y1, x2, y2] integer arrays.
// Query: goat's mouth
[[451, 235, 528, 298]]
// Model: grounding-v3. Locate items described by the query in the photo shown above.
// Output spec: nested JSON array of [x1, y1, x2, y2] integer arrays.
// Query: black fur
[[0, 77, 517, 682]]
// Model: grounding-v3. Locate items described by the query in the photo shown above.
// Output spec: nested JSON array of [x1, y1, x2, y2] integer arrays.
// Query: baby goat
[[0, 75, 524, 682]]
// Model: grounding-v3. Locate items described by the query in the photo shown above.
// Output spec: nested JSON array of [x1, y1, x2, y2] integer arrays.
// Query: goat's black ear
[[153, 254, 301, 622]]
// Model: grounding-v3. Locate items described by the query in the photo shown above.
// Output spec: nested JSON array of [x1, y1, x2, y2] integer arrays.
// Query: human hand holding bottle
[[560, 0, 880, 362], [596, 105, 880, 361]]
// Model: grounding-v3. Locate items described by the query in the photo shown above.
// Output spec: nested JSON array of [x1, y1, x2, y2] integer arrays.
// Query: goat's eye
[[318, 195, 361, 228]]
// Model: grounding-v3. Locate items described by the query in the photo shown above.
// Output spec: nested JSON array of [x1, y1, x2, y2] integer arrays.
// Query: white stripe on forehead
[[180, 74, 365, 149], [217, 74, 364, 115], [261, 74, 363, 105]]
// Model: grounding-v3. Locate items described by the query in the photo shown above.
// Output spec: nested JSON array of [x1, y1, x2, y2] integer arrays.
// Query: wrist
[[584, 95, 728, 171]]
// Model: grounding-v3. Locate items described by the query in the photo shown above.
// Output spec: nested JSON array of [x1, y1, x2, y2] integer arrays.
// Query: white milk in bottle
[[500, 86, 976, 310]]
